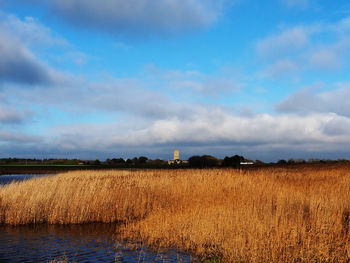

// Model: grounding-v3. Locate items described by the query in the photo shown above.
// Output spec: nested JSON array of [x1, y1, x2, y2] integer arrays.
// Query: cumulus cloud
[[256, 16, 350, 77], [260, 59, 298, 78], [256, 26, 313, 58], [41, 110, 350, 160], [309, 49, 340, 70], [110, 112, 333, 146], [5, 63, 242, 121], [2, 75, 188, 120], [0, 31, 62, 85], [0, 12, 66, 85], [0, 105, 32, 124], [145, 64, 242, 96], [323, 116, 350, 136], [40, 0, 226, 37], [276, 85, 350, 117], [0, 129, 41, 144], [0, 11, 66, 47]]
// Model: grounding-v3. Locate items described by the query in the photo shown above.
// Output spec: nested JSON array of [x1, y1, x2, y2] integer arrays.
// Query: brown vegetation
[[0, 165, 350, 262]]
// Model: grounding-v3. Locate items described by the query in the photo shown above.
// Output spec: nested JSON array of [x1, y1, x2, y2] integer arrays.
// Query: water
[[0, 174, 53, 186], [0, 175, 192, 263], [0, 224, 191, 263]]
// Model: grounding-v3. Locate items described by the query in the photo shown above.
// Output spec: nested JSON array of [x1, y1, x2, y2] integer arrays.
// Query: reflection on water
[[0, 175, 192, 262], [0, 224, 191, 262], [0, 174, 53, 186]]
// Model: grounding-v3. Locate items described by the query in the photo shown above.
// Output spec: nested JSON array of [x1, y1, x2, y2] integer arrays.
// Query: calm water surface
[[0, 174, 53, 186], [0, 175, 192, 263]]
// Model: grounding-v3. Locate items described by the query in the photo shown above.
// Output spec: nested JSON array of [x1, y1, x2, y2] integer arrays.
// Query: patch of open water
[[0, 224, 191, 263], [0, 175, 192, 262], [0, 174, 53, 186]]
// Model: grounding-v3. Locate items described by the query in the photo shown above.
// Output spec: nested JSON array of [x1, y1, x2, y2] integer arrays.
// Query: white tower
[[174, 149, 180, 161]]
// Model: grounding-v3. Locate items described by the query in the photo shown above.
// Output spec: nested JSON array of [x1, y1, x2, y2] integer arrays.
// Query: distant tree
[[138, 156, 148, 164], [201, 155, 221, 167], [110, 158, 125, 164], [147, 159, 167, 167], [188, 156, 202, 168], [338, 159, 348, 163], [308, 158, 320, 163], [188, 155, 221, 168], [277, 159, 287, 164], [223, 155, 245, 168]]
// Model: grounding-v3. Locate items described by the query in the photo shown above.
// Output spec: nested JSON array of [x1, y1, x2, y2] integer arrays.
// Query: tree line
[[0, 156, 348, 169]]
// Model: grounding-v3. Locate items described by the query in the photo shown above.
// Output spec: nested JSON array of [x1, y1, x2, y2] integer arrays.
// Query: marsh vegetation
[[0, 165, 349, 262]]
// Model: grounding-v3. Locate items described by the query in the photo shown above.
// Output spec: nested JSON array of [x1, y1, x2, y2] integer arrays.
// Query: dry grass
[[1, 165, 350, 262]]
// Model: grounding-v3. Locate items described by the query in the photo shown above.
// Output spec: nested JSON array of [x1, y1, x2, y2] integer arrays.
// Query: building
[[174, 149, 180, 161], [240, 161, 254, 165], [168, 149, 188, 165]]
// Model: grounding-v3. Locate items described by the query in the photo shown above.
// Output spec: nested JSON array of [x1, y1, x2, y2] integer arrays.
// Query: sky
[[0, 0, 350, 161]]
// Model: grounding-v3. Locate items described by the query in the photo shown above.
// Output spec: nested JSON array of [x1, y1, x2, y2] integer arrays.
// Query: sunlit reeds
[[0, 165, 349, 262]]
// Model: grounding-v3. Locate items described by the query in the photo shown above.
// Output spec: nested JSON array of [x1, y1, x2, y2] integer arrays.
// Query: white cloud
[[0, 10, 66, 47], [276, 85, 350, 117], [0, 129, 41, 144], [144, 64, 242, 97], [256, 16, 350, 77], [256, 26, 313, 58], [40, 110, 350, 161], [309, 49, 340, 69], [0, 105, 32, 124], [260, 59, 298, 78]]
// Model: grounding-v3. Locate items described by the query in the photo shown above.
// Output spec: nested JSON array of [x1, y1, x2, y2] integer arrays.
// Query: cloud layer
[[256, 17, 350, 78], [277, 85, 350, 117], [0, 105, 31, 124], [23, 110, 349, 161], [44, 0, 225, 37]]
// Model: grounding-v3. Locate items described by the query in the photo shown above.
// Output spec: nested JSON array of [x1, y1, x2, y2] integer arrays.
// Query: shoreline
[[1, 161, 349, 175]]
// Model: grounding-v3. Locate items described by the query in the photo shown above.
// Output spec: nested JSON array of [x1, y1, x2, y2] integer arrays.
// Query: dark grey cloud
[[323, 116, 350, 136], [0, 29, 61, 85], [41, 0, 225, 37], [276, 86, 350, 117], [0, 11, 67, 86]]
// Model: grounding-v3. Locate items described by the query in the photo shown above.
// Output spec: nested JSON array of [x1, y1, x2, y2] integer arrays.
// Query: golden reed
[[0, 165, 350, 262]]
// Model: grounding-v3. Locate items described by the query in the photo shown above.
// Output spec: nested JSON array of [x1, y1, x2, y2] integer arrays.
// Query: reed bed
[[0, 166, 350, 262]]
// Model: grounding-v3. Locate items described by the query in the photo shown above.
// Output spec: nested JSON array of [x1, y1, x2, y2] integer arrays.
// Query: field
[[0, 165, 349, 262]]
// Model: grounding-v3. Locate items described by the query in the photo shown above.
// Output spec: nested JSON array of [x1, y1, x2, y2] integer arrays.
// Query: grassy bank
[[0, 167, 349, 262]]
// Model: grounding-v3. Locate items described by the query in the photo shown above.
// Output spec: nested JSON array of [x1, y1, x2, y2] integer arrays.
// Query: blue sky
[[1, 0, 350, 161]]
